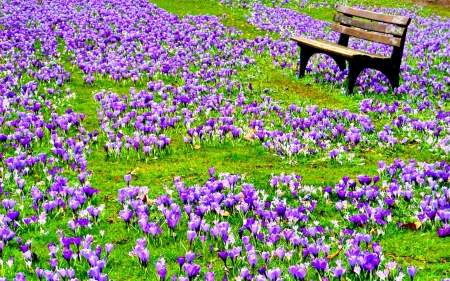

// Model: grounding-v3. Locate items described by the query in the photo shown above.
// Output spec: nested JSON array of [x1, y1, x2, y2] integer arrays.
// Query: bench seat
[[291, 36, 389, 60]]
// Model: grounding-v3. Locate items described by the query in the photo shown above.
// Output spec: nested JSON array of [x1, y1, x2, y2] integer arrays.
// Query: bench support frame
[[293, 6, 411, 94]]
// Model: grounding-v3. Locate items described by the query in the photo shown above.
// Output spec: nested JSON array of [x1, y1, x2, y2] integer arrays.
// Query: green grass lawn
[[54, 0, 448, 279], [1, 0, 449, 280]]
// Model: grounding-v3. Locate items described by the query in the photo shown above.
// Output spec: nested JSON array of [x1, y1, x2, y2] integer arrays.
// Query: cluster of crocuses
[[29, 233, 114, 281], [0, 142, 106, 280], [322, 159, 450, 241], [0, 111, 106, 279], [0, 144, 105, 277], [26, 0, 256, 85], [95, 86, 176, 159], [1, 0, 450, 279], [79, 0, 449, 160], [11, 0, 447, 163], [181, 89, 450, 161], [220, 0, 253, 8], [0, 1, 108, 278], [184, 96, 376, 160], [358, 98, 450, 154], [115, 165, 443, 280], [221, 0, 292, 9], [95, 74, 450, 163], [0, 0, 384, 166]]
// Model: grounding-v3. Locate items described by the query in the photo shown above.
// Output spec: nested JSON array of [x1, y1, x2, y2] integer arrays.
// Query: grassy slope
[[9, 0, 447, 279], [128, 3, 450, 279]]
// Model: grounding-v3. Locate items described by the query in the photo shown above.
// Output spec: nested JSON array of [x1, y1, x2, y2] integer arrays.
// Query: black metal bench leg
[[383, 69, 400, 91], [347, 62, 364, 94], [336, 58, 346, 72], [298, 46, 314, 78], [330, 55, 346, 72]]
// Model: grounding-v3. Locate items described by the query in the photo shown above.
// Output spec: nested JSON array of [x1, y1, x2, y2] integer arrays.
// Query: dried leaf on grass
[[327, 248, 342, 260], [401, 221, 422, 230], [244, 128, 256, 142], [141, 194, 155, 204]]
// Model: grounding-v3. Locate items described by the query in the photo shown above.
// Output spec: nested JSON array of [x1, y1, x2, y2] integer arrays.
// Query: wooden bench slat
[[336, 5, 410, 26], [316, 40, 388, 59], [333, 14, 405, 37], [331, 24, 402, 47], [290, 36, 389, 59]]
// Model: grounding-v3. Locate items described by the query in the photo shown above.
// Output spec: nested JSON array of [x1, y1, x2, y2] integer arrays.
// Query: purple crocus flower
[[67, 268, 75, 279], [261, 251, 270, 264], [208, 167, 216, 178], [289, 264, 307, 280], [228, 246, 242, 263], [183, 263, 201, 280], [218, 250, 228, 266], [78, 172, 87, 184], [50, 258, 58, 270], [311, 258, 328, 273], [407, 266, 417, 280], [124, 174, 132, 186], [357, 175, 372, 185], [403, 190, 414, 201], [177, 256, 186, 272], [167, 214, 180, 230], [438, 226, 450, 237], [36, 268, 44, 280], [119, 209, 134, 226], [136, 248, 150, 267], [14, 273, 26, 281], [266, 268, 282, 281], [187, 230, 197, 247], [274, 246, 285, 260], [186, 251, 195, 263], [348, 214, 369, 226], [44, 270, 54, 281], [62, 247, 72, 266], [248, 253, 258, 269], [360, 252, 380, 272], [47, 243, 58, 258], [204, 271, 215, 281], [333, 266, 346, 280], [155, 258, 167, 281], [105, 243, 114, 256]]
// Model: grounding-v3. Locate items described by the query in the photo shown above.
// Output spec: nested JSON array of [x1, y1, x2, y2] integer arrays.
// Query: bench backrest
[[332, 5, 411, 65]]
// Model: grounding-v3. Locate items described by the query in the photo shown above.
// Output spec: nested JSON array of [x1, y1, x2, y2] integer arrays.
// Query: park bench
[[291, 5, 411, 94]]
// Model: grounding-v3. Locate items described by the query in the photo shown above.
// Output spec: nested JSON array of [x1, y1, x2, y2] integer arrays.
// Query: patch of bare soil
[[407, 0, 450, 8]]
